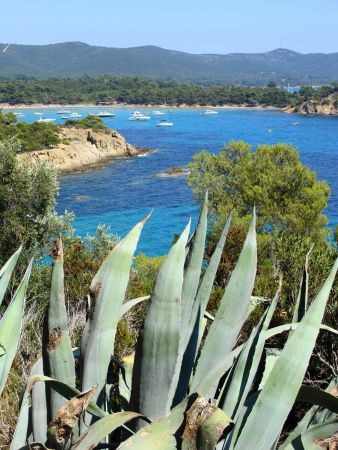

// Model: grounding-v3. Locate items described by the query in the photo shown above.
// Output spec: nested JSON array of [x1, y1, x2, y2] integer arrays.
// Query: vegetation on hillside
[[1, 76, 338, 108], [64, 114, 110, 133], [0, 111, 60, 152], [1, 42, 338, 84]]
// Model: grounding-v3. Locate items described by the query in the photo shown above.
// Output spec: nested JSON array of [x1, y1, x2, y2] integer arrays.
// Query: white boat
[[128, 111, 151, 121], [61, 116, 70, 120], [37, 117, 56, 123], [153, 110, 165, 116], [157, 119, 173, 127], [204, 109, 218, 115], [57, 110, 71, 114], [97, 111, 115, 117], [13, 112, 24, 116], [34, 112, 43, 115], [70, 112, 82, 118]]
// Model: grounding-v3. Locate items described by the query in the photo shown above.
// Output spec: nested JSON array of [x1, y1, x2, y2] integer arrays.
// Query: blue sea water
[[12, 107, 338, 255]]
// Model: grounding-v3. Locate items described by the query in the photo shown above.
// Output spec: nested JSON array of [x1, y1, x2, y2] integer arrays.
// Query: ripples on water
[[14, 107, 338, 255]]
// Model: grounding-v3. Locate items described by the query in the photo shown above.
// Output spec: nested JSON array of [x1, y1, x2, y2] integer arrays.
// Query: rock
[[18, 127, 147, 173], [157, 166, 190, 178], [284, 94, 338, 116]]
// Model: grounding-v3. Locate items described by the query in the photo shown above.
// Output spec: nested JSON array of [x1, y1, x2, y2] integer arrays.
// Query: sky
[[1, 0, 338, 54]]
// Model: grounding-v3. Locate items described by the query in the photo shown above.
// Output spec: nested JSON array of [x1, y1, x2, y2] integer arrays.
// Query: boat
[[156, 103, 173, 127], [204, 109, 218, 115], [57, 110, 71, 114], [156, 119, 173, 127], [34, 112, 43, 115], [37, 117, 56, 123], [61, 116, 70, 120], [70, 112, 82, 118], [128, 111, 151, 121], [97, 111, 115, 118], [153, 110, 165, 116]]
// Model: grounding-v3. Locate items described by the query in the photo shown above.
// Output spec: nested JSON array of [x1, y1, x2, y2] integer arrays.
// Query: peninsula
[[17, 127, 143, 173]]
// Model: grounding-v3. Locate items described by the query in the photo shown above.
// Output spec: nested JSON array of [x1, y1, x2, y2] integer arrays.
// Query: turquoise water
[[12, 107, 338, 255]]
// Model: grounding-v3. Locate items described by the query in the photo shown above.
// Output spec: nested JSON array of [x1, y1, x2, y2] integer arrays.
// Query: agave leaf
[[292, 246, 313, 323], [258, 348, 282, 389], [119, 353, 134, 408], [296, 385, 338, 413], [191, 211, 257, 394], [280, 376, 338, 449], [45, 239, 76, 418], [10, 357, 49, 449], [174, 214, 232, 406], [31, 358, 48, 444], [47, 387, 97, 448], [173, 195, 208, 406], [130, 221, 190, 420], [119, 296, 150, 319], [181, 192, 208, 340], [118, 398, 188, 449], [182, 396, 233, 450], [282, 417, 338, 450], [29, 375, 107, 419], [72, 411, 142, 450], [194, 213, 232, 351], [82, 213, 150, 409], [265, 323, 337, 339], [10, 382, 31, 450], [0, 246, 22, 307], [219, 288, 279, 419], [197, 407, 233, 450], [0, 259, 33, 396], [233, 258, 338, 450]]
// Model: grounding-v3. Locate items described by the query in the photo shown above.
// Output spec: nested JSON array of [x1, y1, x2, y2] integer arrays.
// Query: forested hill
[[0, 42, 338, 85]]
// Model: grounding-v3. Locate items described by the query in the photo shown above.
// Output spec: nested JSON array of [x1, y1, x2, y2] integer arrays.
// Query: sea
[[11, 107, 338, 256]]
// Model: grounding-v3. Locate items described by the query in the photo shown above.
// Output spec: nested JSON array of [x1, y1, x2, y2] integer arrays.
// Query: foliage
[[0, 138, 70, 266], [1, 200, 337, 449], [1, 76, 338, 108], [0, 111, 60, 152], [187, 141, 330, 240], [64, 115, 110, 133]]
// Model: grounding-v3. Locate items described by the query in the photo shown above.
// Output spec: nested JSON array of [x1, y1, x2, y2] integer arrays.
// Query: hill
[[0, 42, 337, 85]]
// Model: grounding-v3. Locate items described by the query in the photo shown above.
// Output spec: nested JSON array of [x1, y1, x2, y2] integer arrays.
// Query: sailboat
[[156, 101, 173, 127]]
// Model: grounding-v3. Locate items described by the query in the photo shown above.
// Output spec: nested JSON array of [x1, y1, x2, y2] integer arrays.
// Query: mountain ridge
[[1, 42, 337, 85]]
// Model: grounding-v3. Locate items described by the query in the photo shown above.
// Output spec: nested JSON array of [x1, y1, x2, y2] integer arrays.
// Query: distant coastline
[[0, 102, 281, 111], [2, 102, 338, 116]]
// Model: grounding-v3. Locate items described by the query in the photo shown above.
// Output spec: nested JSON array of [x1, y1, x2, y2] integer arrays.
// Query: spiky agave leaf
[[45, 239, 76, 418], [0, 259, 33, 396], [81, 213, 150, 410], [233, 258, 338, 450], [130, 221, 190, 420], [0, 246, 22, 307], [191, 211, 257, 394]]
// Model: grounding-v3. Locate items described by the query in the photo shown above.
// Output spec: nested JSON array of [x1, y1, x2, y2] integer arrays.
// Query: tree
[[0, 138, 70, 265], [187, 141, 330, 241]]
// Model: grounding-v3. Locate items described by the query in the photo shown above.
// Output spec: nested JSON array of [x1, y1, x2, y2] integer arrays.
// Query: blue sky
[[1, 0, 337, 54]]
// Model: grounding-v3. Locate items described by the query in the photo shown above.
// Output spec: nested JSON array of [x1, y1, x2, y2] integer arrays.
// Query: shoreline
[[0, 102, 282, 111], [2, 102, 337, 116]]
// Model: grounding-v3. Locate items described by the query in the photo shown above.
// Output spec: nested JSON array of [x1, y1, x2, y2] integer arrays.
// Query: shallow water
[[12, 107, 338, 255]]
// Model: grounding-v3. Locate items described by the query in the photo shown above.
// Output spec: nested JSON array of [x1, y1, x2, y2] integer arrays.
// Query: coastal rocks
[[285, 95, 338, 116], [18, 127, 144, 172], [157, 166, 190, 178]]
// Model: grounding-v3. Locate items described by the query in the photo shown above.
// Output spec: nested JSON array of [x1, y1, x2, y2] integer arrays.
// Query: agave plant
[[1, 194, 337, 450]]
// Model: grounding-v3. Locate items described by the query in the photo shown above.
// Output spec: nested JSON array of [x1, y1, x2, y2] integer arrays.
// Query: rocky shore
[[18, 127, 145, 173], [284, 95, 338, 116]]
